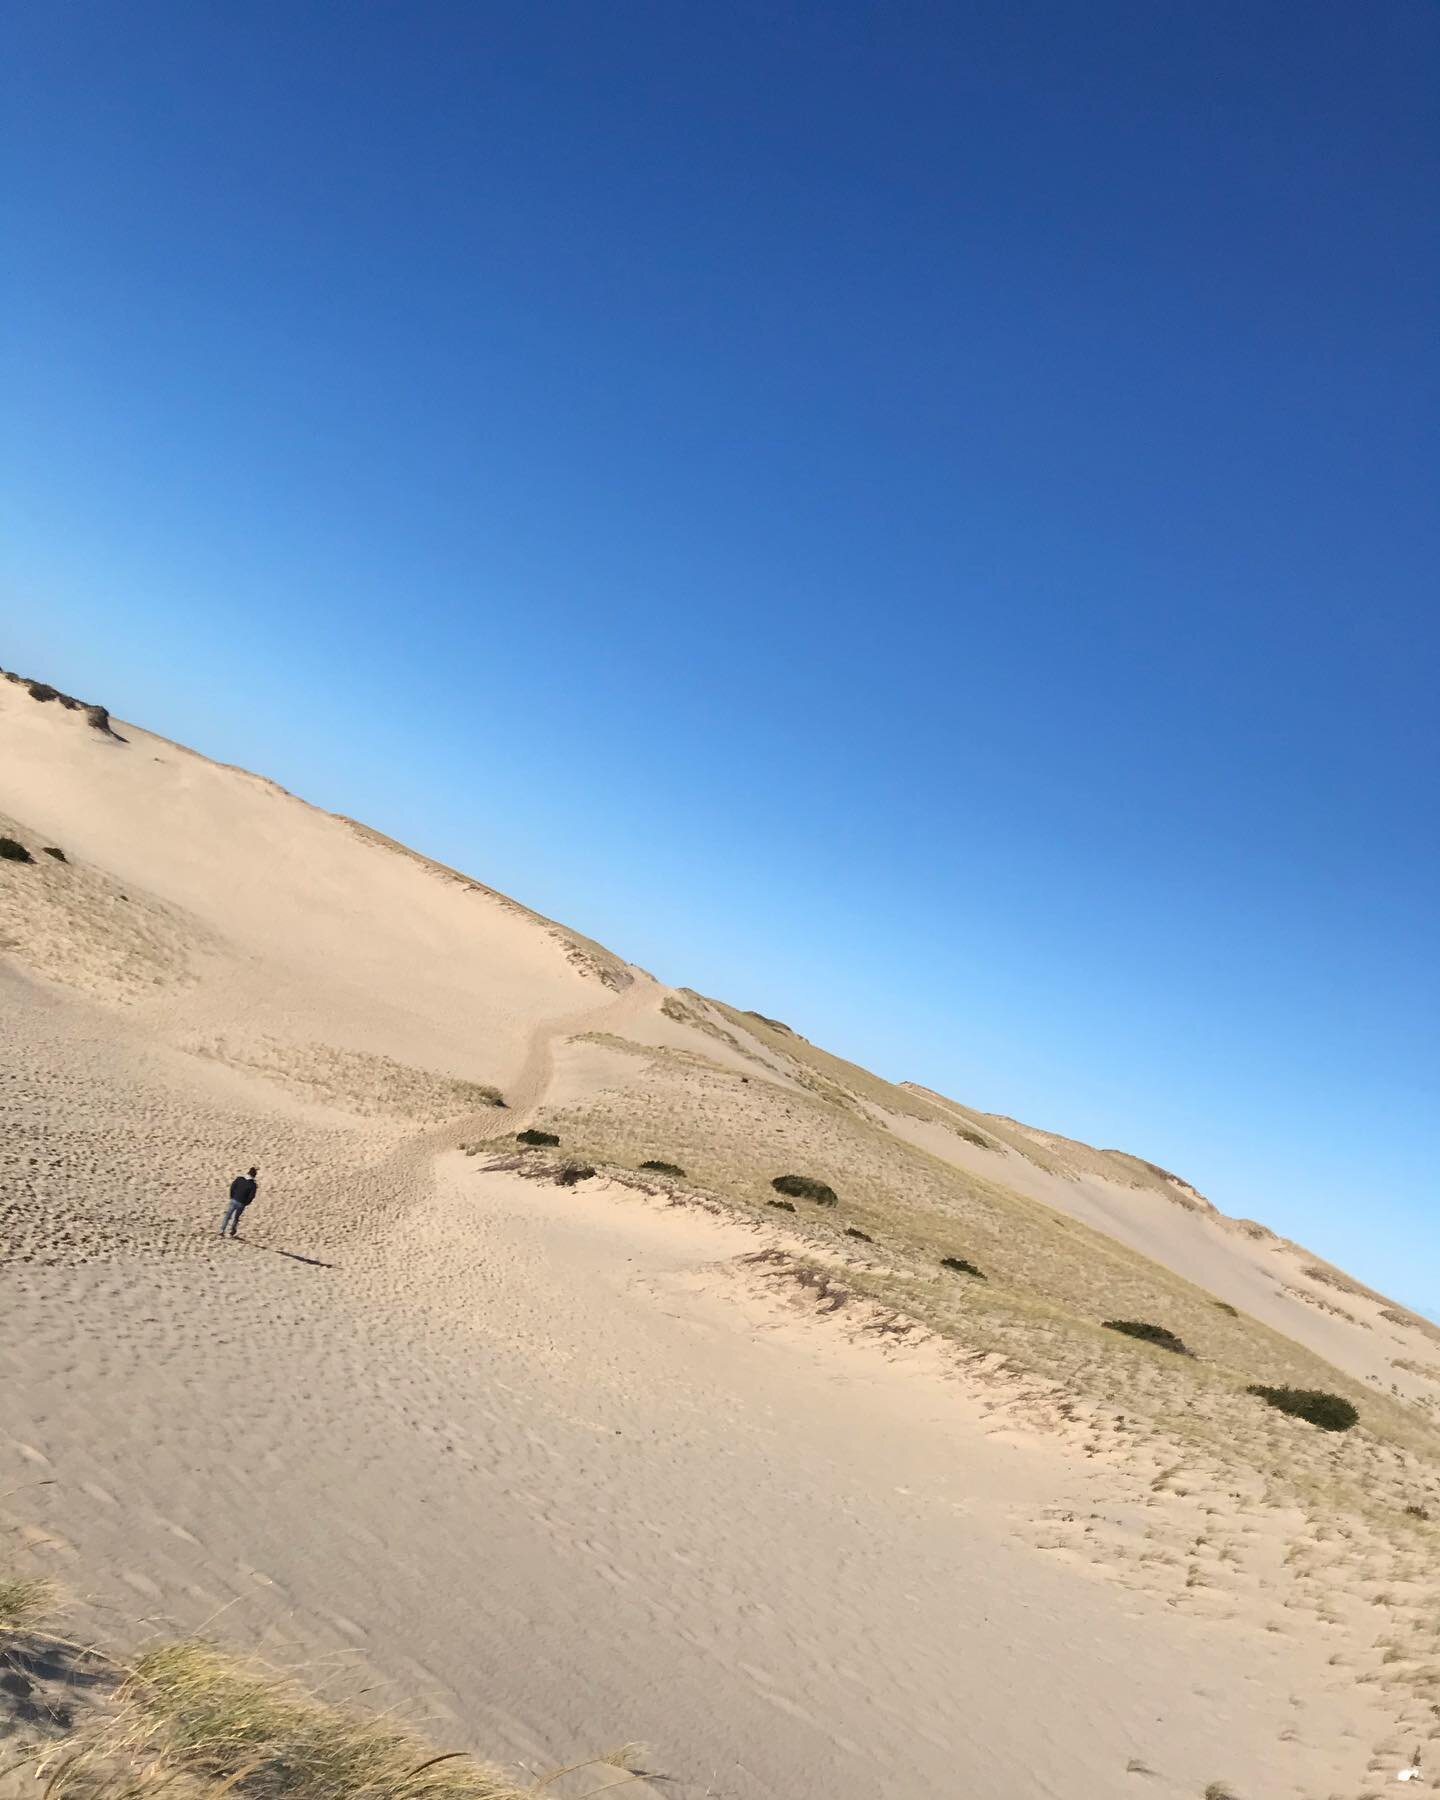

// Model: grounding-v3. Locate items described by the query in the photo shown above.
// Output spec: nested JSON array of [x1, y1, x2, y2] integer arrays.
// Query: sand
[[3, 677, 1438, 1799]]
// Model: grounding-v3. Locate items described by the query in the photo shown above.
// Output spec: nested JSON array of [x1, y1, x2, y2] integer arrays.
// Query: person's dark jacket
[[229, 1174, 258, 1207]]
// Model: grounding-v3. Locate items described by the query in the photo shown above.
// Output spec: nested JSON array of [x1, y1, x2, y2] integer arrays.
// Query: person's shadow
[[232, 1239, 336, 1269]]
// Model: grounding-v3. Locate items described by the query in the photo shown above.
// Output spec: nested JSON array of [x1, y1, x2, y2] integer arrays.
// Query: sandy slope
[[3, 676, 1439, 1798]]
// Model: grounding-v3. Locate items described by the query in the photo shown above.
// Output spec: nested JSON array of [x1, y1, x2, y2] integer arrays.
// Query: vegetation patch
[[42, 845, 67, 862], [940, 1256, 986, 1280], [1213, 1300, 1239, 1316], [0, 1572, 55, 1629], [954, 1127, 995, 1149], [555, 1164, 596, 1187], [639, 1160, 686, 1178], [1102, 1319, 1191, 1355], [767, 1198, 796, 1212], [516, 1129, 560, 1147], [1247, 1385, 1359, 1432], [0, 836, 33, 863], [845, 1227, 873, 1242], [771, 1173, 838, 1207], [115, 1640, 522, 1800]]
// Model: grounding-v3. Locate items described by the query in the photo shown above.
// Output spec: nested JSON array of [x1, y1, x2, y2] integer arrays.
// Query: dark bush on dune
[[771, 1174, 837, 1207], [26, 682, 58, 703], [1213, 1300, 1239, 1317], [42, 846, 67, 862], [1102, 1319, 1190, 1355], [1247, 1385, 1358, 1432], [940, 1256, 986, 1280], [767, 1198, 796, 1212], [845, 1227, 873, 1243], [0, 837, 33, 863], [555, 1164, 595, 1187], [516, 1129, 560, 1147], [640, 1160, 686, 1179]]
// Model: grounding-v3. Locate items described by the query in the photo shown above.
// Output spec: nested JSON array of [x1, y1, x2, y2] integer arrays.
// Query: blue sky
[[4, 2, 1437, 1313]]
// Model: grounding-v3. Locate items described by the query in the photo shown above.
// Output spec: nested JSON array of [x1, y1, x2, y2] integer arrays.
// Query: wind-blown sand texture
[[3, 671, 1438, 1800]]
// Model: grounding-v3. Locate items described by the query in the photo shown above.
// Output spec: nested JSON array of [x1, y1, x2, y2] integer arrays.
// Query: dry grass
[[104, 1641, 523, 1800], [0, 1629, 643, 1800], [0, 1573, 56, 1629]]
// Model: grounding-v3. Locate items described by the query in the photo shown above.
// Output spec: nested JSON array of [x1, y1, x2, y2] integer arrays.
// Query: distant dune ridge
[[3, 665, 1439, 1800]]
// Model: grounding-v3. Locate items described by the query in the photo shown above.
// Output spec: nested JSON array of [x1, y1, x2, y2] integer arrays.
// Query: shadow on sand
[[0, 1633, 116, 1744], [230, 1238, 336, 1270]]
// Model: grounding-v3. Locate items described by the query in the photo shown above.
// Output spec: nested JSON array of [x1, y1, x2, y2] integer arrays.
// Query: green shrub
[[1102, 1319, 1190, 1355], [42, 845, 67, 862], [516, 1129, 559, 1147], [940, 1256, 986, 1280], [640, 1160, 686, 1178], [767, 1198, 796, 1212], [1247, 1385, 1359, 1432], [0, 836, 33, 863], [845, 1227, 873, 1243], [771, 1174, 837, 1207]]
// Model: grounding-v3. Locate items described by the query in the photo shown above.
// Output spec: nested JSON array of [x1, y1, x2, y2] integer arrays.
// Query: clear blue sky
[[4, 2, 1437, 1313]]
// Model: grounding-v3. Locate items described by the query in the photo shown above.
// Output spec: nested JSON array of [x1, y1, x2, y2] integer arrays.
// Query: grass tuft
[[1102, 1319, 1191, 1356], [638, 1160, 685, 1178], [845, 1227, 873, 1243], [767, 1198, 795, 1212], [1246, 1385, 1359, 1432], [770, 1174, 837, 1207], [516, 1130, 559, 1147], [110, 1641, 524, 1800], [0, 1573, 56, 1629]]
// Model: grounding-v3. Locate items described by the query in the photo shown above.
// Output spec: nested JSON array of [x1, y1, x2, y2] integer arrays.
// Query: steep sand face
[[4, 679, 1439, 1799], [0, 678, 619, 1089]]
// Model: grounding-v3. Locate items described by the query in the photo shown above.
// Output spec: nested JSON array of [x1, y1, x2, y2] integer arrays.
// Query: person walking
[[220, 1166, 258, 1238]]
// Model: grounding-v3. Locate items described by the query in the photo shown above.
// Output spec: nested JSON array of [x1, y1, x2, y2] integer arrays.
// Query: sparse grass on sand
[[542, 1014, 1440, 1741], [0, 1572, 56, 1628]]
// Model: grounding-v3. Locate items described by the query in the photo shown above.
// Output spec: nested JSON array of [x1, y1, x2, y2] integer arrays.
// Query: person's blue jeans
[[219, 1199, 249, 1237]]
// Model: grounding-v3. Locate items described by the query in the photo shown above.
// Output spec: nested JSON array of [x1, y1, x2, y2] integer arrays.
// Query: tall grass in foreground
[[1, 1622, 643, 1800], [108, 1642, 523, 1800]]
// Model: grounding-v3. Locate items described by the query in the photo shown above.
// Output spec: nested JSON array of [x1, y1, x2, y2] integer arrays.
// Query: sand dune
[[4, 672, 1439, 1799]]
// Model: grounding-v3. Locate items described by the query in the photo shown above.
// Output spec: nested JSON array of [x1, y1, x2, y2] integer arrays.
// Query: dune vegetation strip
[[534, 1053, 1440, 1735]]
